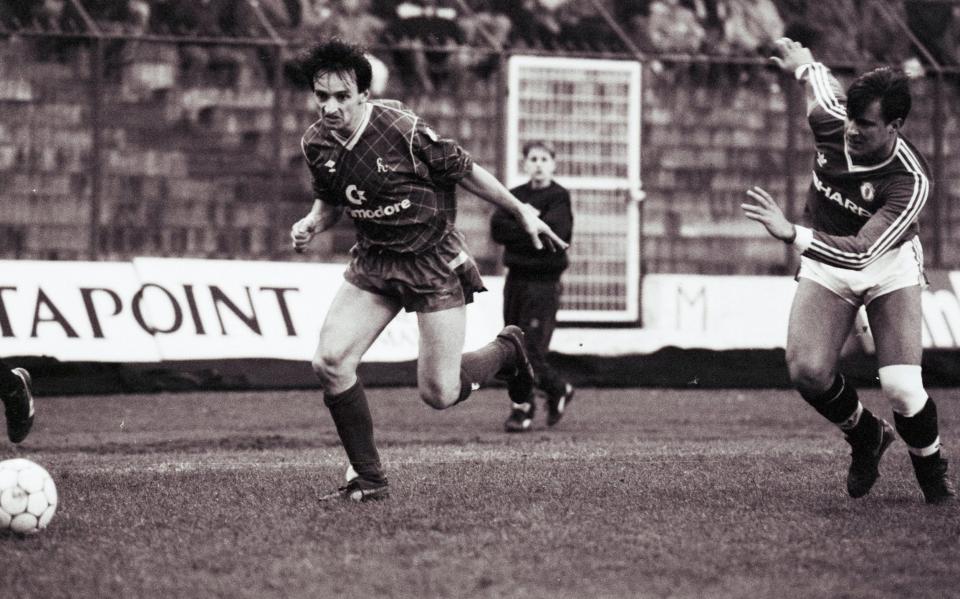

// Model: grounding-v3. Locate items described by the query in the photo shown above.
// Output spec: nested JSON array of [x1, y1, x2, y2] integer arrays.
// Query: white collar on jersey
[[330, 103, 373, 150], [844, 137, 902, 173]]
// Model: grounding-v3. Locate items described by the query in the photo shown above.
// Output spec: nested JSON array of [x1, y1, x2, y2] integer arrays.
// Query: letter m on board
[[675, 285, 708, 331]]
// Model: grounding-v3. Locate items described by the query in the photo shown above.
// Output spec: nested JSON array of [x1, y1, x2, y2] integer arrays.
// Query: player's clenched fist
[[290, 215, 318, 253]]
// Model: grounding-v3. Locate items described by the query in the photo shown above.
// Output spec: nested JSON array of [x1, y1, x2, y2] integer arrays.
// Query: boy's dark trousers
[[502, 273, 567, 399]]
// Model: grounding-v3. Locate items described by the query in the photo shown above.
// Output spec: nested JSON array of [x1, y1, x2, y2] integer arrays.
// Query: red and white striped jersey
[[799, 62, 930, 270], [301, 99, 474, 253]]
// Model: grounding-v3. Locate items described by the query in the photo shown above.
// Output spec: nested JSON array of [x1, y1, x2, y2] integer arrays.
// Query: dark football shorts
[[344, 229, 487, 313]]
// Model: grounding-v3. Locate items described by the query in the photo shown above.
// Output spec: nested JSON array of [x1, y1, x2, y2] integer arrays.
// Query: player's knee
[[786, 357, 834, 393], [310, 358, 335, 387], [418, 378, 457, 410], [311, 351, 355, 387], [310, 354, 332, 380], [879, 364, 927, 416]]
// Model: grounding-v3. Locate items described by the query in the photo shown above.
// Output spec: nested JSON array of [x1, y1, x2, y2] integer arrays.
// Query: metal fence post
[[931, 73, 944, 268], [495, 50, 507, 182], [784, 70, 798, 274], [271, 41, 285, 259], [65, 0, 104, 260], [88, 36, 104, 260]]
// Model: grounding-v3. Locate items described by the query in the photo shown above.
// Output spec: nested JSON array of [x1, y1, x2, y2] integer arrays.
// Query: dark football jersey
[[301, 99, 474, 253], [800, 63, 930, 270]]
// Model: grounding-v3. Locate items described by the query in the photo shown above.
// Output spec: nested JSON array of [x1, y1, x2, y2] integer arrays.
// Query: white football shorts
[[798, 236, 926, 306]]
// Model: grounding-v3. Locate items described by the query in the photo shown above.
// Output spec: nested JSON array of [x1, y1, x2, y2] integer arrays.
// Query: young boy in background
[[491, 141, 575, 432]]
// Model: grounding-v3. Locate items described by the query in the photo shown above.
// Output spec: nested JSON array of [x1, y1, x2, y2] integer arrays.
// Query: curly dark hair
[[846, 67, 911, 124], [285, 39, 373, 93]]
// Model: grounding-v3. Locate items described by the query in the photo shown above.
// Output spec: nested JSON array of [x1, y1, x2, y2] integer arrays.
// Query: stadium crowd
[[3, 1, 960, 84]]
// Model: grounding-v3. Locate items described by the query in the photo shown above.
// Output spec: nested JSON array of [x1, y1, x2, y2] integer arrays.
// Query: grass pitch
[[1, 385, 959, 598]]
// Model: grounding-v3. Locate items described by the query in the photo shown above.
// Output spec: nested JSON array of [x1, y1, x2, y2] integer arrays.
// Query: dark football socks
[[454, 336, 515, 404], [0, 360, 20, 395], [894, 397, 941, 455], [801, 373, 877, 434], [323, 379, 385, 484]]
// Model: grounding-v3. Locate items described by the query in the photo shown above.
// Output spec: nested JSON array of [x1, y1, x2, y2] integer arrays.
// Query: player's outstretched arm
[[459, 164, 569, 252], [771, 37, 817, 110], [291, 199, 342, 253]]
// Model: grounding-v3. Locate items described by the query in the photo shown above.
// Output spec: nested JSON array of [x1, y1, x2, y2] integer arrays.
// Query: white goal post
[[505, 55, 642, 323]]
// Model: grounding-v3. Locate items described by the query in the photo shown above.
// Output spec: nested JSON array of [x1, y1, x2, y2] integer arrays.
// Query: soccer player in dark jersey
[[286, 40, 569, 502], [742, 37, 955, 504], [0, 358, 34, 443], [491, 140, 575, 432]]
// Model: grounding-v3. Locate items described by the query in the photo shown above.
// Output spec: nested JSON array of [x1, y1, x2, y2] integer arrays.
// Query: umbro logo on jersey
[[325, 160, 336, 173], [817, 152, 827, 167]]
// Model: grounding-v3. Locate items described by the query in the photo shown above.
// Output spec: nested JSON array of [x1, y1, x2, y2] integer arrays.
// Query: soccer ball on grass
[[0, 458, 57, 535]]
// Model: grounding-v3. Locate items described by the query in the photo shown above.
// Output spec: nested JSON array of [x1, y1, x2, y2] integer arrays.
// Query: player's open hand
[[741, 186, 796, 243], [518, 203, 568, 252], [770, 37, 815, 73], [290, 215, 318, 253]]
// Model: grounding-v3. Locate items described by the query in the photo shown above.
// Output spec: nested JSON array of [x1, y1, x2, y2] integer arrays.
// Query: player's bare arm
[[741, 186, 797, 243], [459, 164, 568, 252], [291, 199, 343, 252]]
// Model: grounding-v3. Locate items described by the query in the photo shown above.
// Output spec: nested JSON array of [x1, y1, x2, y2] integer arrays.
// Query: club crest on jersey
[[860, 182, 875, 202], [376, 157, 390, 173]]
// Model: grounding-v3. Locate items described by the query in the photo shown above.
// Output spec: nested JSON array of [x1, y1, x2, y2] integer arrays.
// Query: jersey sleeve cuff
[[791, 225, 814, 252], [794, 63, 817, 81]]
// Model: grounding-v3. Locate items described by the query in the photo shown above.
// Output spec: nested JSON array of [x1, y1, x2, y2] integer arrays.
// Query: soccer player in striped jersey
[[286, 40, 568, 502], [742, 37, 955, 504]]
